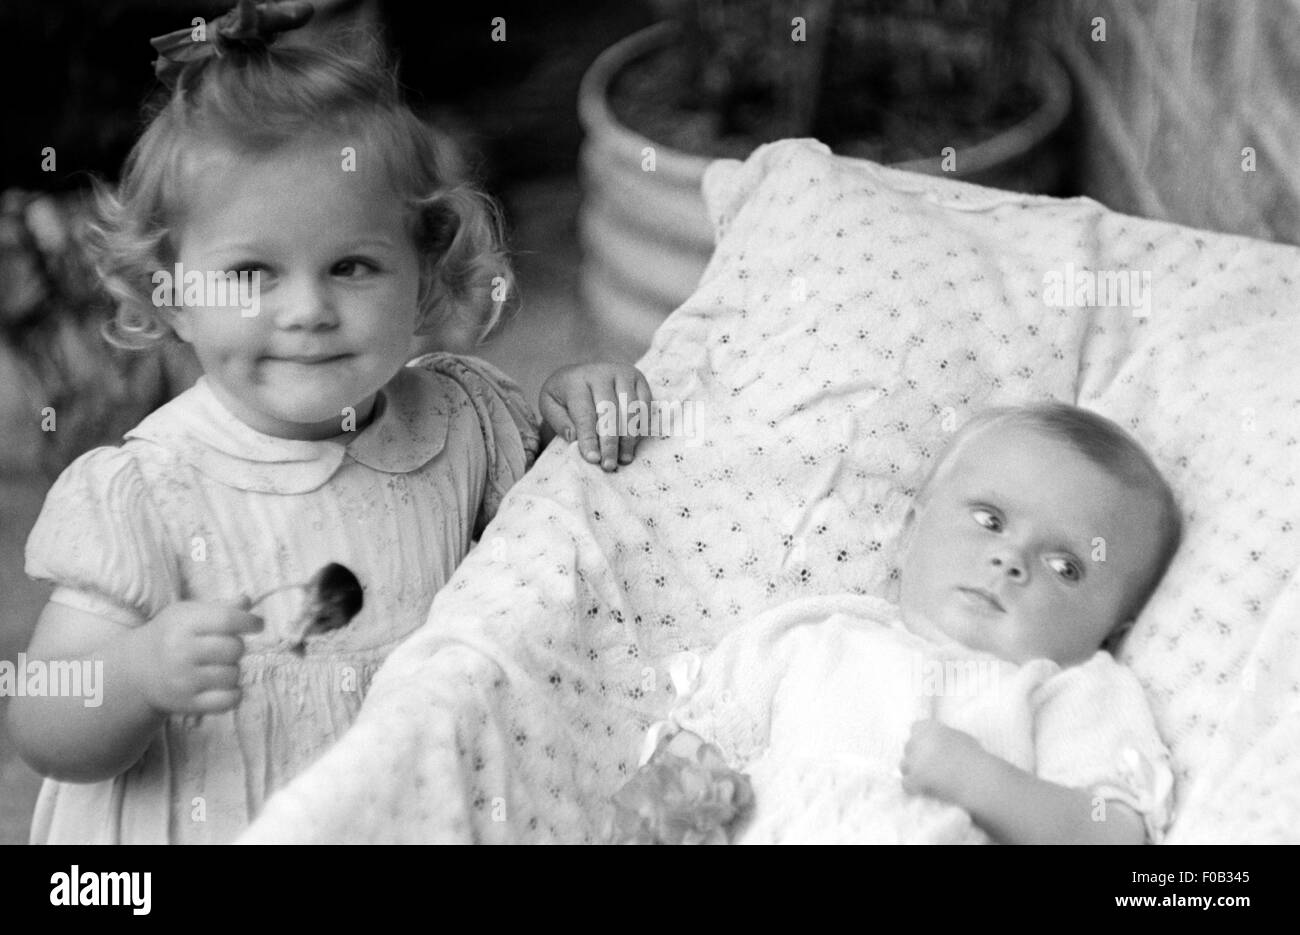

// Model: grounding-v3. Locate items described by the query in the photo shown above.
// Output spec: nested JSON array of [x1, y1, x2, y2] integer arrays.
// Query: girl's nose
[[989, 551, 1028, 583], [272, 276, 340, 331]]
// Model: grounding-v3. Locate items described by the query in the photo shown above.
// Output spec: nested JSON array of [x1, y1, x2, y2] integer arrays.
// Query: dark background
[[0, 1, 654, 198]]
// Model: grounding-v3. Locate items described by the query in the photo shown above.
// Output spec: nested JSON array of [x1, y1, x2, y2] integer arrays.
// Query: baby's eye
[[1046, 556, 1082, 582], [971, 507, 1002, 532], [332, 258, 378, 278]]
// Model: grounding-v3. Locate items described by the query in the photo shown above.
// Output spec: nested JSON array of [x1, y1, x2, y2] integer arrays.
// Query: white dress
[[24, 352, 538, 844], [661, 595, 1175, 844]]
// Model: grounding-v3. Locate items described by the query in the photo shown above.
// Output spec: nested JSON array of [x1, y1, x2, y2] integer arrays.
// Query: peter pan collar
[[125, 363, 451, 494]]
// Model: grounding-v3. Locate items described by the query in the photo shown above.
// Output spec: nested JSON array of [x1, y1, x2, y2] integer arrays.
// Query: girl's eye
[[231, 264, 275, 290], [333, 258, 377, 277], [1046, 556, 1082, 582], [972, 507, 1002, 532]]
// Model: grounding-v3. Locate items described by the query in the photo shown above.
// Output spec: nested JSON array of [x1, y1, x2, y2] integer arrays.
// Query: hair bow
[[150, 0, 315, 87]]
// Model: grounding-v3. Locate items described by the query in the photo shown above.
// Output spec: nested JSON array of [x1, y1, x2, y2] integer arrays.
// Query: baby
[[611, 402, 1181, 845]]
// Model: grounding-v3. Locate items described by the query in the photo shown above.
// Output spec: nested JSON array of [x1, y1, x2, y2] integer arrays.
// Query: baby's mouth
[[957, 586, 1005, 613]]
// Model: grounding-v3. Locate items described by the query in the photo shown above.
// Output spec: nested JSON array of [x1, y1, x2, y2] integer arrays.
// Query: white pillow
[[636, 138, 1300, 837]]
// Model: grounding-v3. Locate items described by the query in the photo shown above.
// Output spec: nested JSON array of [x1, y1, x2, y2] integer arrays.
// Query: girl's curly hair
[[88, 31, 514, 349]]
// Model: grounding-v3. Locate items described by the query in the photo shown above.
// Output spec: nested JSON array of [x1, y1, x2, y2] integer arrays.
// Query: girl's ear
[[168, 309, 194, 343], [411, 261, 441, 336], [412, 303, 439, 337]]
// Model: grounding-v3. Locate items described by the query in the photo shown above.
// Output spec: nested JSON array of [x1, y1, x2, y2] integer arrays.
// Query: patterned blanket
[[241, 140, 1300, 843]]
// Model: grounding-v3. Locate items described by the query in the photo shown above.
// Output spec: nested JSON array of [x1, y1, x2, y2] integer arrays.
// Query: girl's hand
[[130, 602, 263, 716], [900, 718, 986, 803], [539, 362, 653, 471]]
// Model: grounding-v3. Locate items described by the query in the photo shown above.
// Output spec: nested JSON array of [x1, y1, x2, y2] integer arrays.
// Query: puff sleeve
[[409, 353, 540, 532], [25, 446, 179, 627], [1032, 652, 1176, 843]]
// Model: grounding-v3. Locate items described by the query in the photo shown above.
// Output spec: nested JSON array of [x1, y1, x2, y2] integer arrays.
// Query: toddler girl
[[10, 2, 648, 843], [611, 403, 1180, 844]]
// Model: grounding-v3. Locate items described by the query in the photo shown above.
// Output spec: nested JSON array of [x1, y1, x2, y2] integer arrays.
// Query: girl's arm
[[538, 362, 654, 471], [901, 719, 1147, 845], [8, 600, 261, 783], [9, 602, 167, 782], [537, 419, 558, 450]]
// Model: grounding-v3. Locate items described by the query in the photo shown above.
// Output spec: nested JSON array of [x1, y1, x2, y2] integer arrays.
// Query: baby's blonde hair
[[914, 401, 1182, 626], [88, 31, 514, 349]]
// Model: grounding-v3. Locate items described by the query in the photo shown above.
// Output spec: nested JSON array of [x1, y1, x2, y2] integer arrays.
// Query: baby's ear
[[1102, 617, 1136, 655]]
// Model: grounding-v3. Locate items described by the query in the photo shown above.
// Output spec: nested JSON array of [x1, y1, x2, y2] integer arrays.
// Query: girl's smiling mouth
[[263, 353, 352, 365]]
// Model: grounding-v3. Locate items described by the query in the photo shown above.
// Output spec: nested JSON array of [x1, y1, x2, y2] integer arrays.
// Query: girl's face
[[171, 136, 422, 440]]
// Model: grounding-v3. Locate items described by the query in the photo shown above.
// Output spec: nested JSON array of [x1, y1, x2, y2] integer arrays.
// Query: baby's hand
[[130, 602, 263, 716], [539, 362, 653, 471], [900, 718, 984, 802]]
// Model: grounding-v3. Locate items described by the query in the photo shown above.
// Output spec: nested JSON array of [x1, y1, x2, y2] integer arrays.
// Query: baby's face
[[898, 424, 1165, 665], [171, 134, 421, 439]]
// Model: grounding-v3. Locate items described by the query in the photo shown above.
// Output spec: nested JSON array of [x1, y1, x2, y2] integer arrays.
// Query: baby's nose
[[990, 553, 1026, 581]]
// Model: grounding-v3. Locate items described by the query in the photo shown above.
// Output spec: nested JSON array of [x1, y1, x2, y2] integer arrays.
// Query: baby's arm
[[8, 600, 261, 783], [901, 719, 1146, 845]]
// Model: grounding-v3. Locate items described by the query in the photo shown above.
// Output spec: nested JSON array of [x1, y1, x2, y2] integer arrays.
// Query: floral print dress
[[24, 352, 538, 843]]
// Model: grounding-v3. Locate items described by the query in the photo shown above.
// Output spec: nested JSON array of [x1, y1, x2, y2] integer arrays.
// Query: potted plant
[[578, 0, 1070, 348]]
